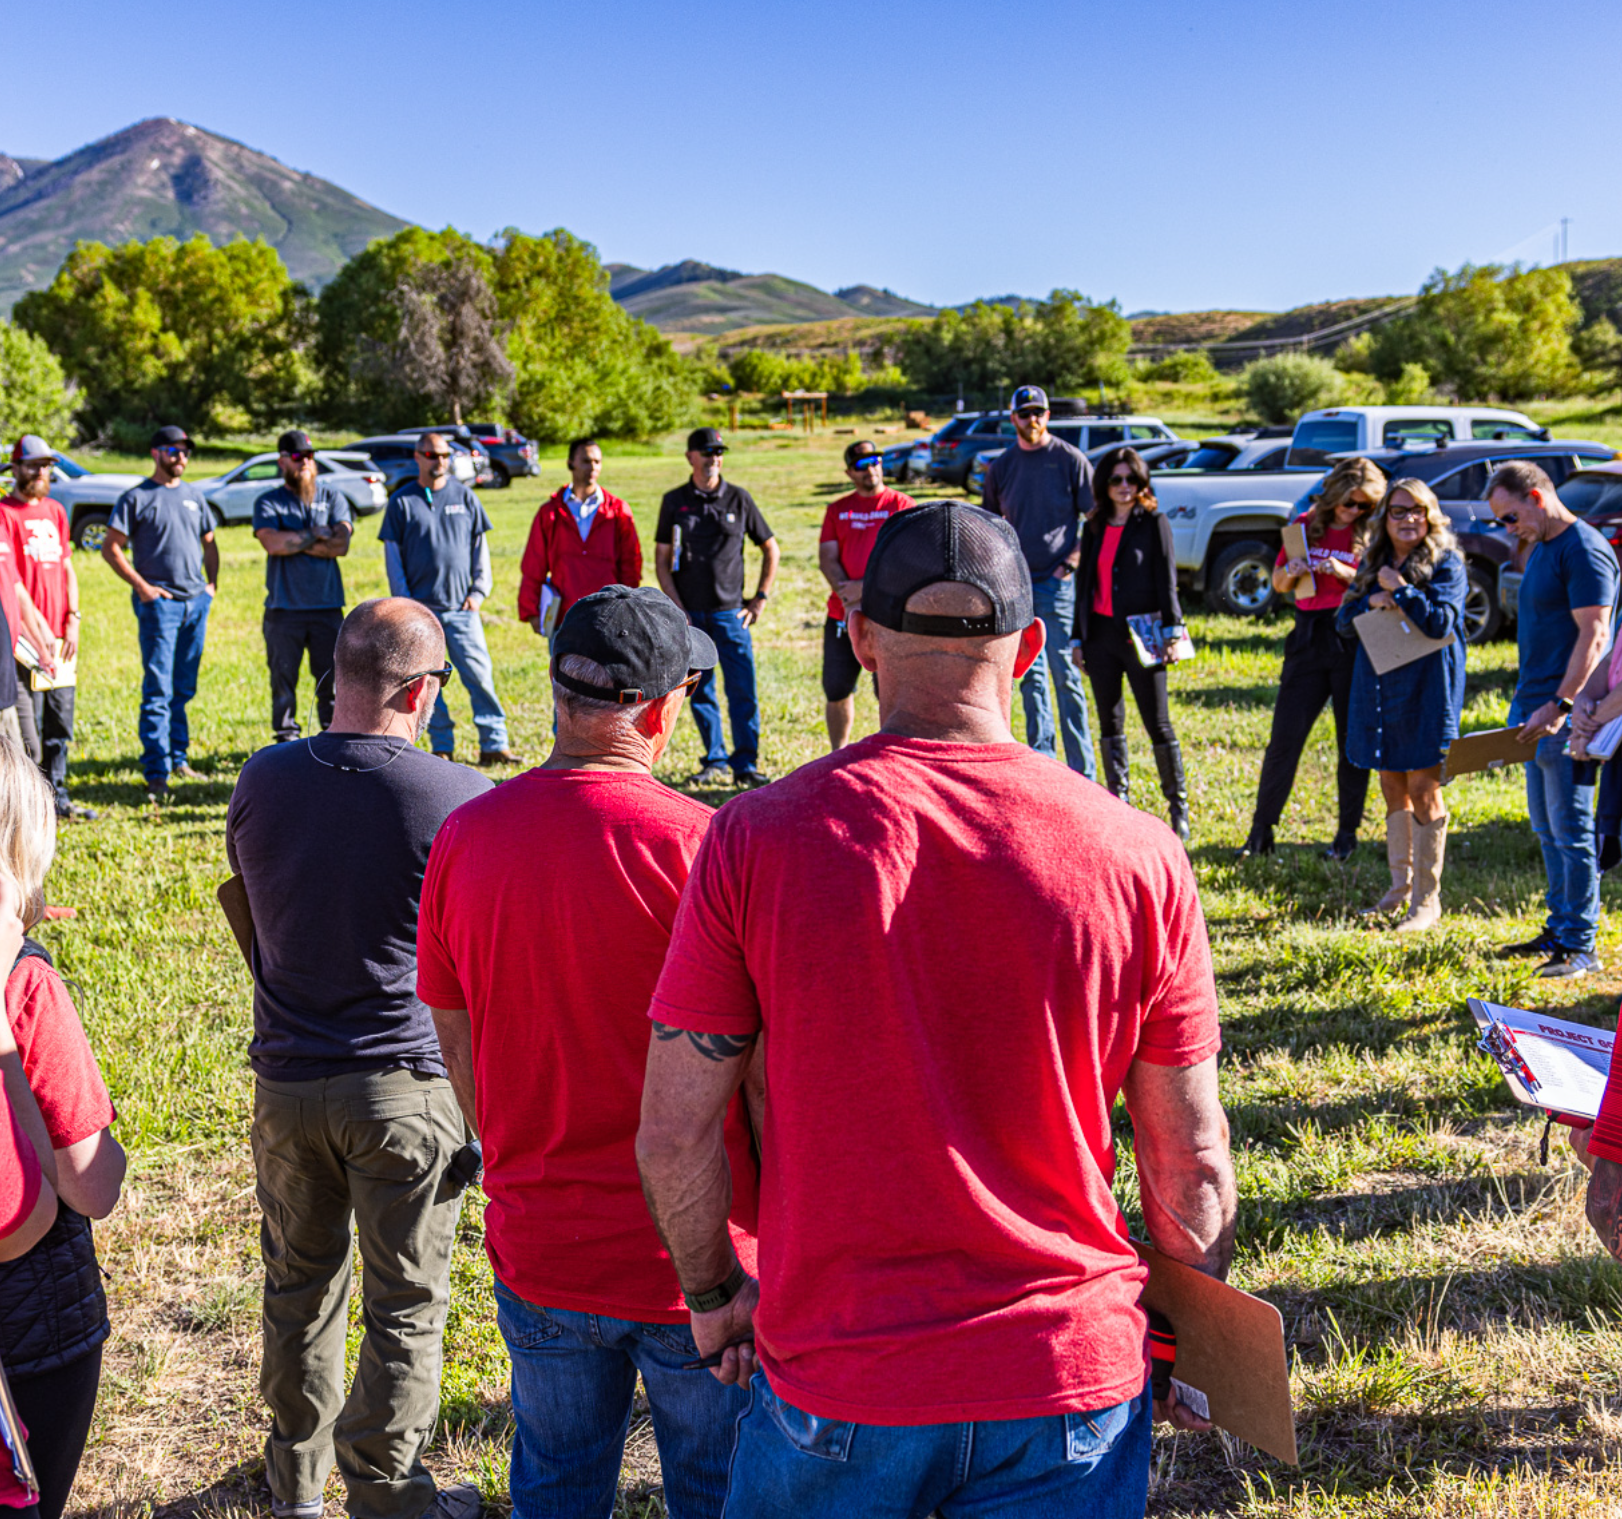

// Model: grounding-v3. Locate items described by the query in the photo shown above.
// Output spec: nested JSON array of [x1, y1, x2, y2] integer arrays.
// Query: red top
[[1093, 522, 1125, 617], [650, 734, 1221, 1424], [1274, 520, 1359, 613], [517, 490, 643, 623], [0, 1093, 37, 1506], [9, 957, 117, 1149], [819, 488, 917, 619], [1587, 1004, 1622, 1161], [417, 769, 759, 1320], [0, 495, 72, 638]]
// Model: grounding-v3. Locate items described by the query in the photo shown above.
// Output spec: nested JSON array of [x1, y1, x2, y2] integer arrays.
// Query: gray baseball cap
[[9, 435, 54, 466]]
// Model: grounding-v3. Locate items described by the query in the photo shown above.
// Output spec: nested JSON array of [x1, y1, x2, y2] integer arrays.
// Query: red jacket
[[518, 489, 644, 622]]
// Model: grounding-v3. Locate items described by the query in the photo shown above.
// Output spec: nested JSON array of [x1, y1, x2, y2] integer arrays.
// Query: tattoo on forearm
[[653, 1022, 753, 1062]]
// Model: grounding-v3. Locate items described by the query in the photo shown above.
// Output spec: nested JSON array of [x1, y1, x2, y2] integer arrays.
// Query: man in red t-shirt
[[817, 439, 915, 749], [420, 585, 759, 1519], [516, 438, 643, 636], [638, 502, 1236, 1516], [2, 437, 91, 820]]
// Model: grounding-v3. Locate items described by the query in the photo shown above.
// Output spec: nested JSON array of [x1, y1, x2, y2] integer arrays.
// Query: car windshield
[[935, 418, 975, 441], [1472, 420, 1538, 441], [1290, 420, 1360, 467], [51, 455, 88, 479], [1176, 444, 1240, 471], [1561, 475, 1622, 519]]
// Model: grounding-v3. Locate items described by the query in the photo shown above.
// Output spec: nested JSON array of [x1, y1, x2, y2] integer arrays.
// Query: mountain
[[0, 117, 409, 311], [834, 284, 936, 317]]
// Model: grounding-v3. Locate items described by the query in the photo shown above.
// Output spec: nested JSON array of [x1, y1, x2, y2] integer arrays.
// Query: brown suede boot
[[1396, 814, 1448, 933], [1361, 811, 1413, 915]]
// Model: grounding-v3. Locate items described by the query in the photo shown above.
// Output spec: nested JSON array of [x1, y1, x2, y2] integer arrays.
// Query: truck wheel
[[1461, 562, 1503, 645], [488, 461, 511, 489], [1207, 540, 1278, 618], [74, 513, 110, 553]]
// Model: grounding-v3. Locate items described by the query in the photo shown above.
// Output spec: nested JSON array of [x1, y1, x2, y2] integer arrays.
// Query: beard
[[284, 467, 317, 505]]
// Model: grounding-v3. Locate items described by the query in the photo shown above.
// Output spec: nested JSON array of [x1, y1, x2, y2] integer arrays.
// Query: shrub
[[1382, 362, 1433, 405], [1143, 349, 1218, 384], [1242, 352, 1343, 424], [0, 321, 75, 444]]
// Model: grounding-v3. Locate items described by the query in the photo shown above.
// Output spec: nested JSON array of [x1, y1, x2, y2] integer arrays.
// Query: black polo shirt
[[655, 479, 774, 612]]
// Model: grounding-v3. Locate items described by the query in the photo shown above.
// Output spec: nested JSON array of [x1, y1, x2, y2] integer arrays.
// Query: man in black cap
[[654, 428, 779, 786], [419, 586, 760, 1517], [253, 430, 353, 742], [817, 440, 916, 749], [104, 425, 220, 802], [982, 384, 1098, 779], [639, 501, 1233, 1517]]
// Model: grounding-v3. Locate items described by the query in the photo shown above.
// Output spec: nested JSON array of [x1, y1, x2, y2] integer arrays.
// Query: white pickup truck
[[1157, 404, 1546, 619]]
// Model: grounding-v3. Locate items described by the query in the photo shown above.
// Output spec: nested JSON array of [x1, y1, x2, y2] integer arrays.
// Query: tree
[[1574, 316, 1622, 394], [1371, 263, 1581, 401], [0, 322, 75, 444], [1142, 349, 1218, 384], [14, 234, 305, 437], [1243, 352, 1342, 423]]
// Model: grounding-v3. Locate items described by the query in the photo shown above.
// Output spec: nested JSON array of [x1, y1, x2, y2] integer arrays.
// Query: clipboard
[[1442, 726, 1534, 782], [1352, 607, 1455, 677], [217, 875, 255, 966], [1279, 521, 1315, 602], [1468, 996, 1609, 1125], [1135, 1240, 1298, 1464]]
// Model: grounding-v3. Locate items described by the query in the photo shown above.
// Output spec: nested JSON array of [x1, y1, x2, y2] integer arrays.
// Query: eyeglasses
[[282, 452, 314, 463], [401, 663, 455, 689], [677, 671, 703, 693], [416, 450, 452, 462], [1015, 408, 1047, 421], [1386, 504, 1427, 522]]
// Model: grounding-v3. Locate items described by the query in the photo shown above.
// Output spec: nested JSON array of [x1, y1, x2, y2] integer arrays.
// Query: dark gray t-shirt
[[107, 478, 213, 597], [982, 437, 1095, 578], [226, 735, 493, 1081], [253, 481, 353, 612], [378, 479, 490, 611]]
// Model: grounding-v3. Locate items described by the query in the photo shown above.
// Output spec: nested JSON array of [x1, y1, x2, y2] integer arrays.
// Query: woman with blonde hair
[[0, 736, 126, 1519], [1238, 456, 1384, 860], [1335, 479, 1468, 930]]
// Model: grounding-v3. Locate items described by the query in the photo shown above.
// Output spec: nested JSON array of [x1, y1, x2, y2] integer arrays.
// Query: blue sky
[[5, 0, 1619, 314]]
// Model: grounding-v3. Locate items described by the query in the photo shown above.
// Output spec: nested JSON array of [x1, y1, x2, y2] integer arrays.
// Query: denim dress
[[1335, 551, 1467, 772]]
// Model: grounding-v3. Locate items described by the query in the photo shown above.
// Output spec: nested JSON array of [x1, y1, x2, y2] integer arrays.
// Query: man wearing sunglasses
[[654, 427, 778, 787], [229, 597, 490, 1519], [378, 432, 518, 766], [104, 425, 220, 803], [253, 430, 353, 744], [420, 585, 758, 1517], [982, 385, 1098, 780]]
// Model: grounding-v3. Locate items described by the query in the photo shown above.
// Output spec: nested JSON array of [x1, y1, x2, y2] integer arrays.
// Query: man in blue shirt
[[378, 433, 517, 766], [104, 425, 219, 803], [1493, 460, 1620, 978], [254, 431, 353, 743]]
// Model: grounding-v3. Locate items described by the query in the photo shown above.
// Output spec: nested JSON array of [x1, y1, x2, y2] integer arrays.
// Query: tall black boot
[[1153, 740, 1190, 843], [1101, 736, 1130, 802]]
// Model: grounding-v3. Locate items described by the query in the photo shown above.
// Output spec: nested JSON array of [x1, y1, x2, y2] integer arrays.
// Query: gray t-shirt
[[377, 480, 491, 611], [982, 437, 1095, 578], [107, 477, 214, 597], [253, 481, 352, 612]]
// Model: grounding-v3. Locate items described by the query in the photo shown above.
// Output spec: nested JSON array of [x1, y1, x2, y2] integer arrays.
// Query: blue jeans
[[1019, 574, 1096, 779], [493, 1280, 745, 1519], [687, 608, 759, 773], [724, 1374, 1150, 1518], [428, 607, 508, 755], [133, 591, 211, 784], [1526, 731, 1601, 952]]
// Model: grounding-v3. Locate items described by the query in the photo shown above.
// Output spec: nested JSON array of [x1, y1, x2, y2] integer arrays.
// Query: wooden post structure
[[781, 390, 830, 432]]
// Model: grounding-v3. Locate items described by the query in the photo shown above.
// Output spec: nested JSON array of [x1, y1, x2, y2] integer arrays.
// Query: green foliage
[[896, 290, 1131, 397], [1382, 361, 1433, 405], [1333, 332, 1375, 373], [0, 320, 75, 443], [1372, 263, 1581, 401], [728, 347, 865, 396], [1573, 315, 1622, 393], [1142, 348, 1218, 384], [14, 234, 306, 438], [1242, 351, 1343, 423]]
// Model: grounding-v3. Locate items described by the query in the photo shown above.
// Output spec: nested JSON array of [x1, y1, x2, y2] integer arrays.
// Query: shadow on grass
[[150, 1452, 266, 1519]]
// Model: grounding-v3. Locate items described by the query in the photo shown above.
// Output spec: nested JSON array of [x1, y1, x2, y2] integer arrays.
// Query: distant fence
[[1129, 297, 1419, 363]]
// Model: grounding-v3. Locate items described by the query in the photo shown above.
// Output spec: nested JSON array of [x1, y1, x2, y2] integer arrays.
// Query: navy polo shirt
[[253, 482, 352, 612], [107, 478, 213, 597], [378, 480, 490, 612]]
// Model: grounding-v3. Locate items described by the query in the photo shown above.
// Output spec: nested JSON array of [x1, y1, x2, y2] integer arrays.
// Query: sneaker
[[270, 1501, 323, 1519], [1536, 947, 1601, 979], [478, 749, 521, 767], [689, 765, 732, 786], [734, 767, 772, 788], [1497, 931, 1560, 960], [171, 762, 202, 782], [429, 1483, 483, 1519], [57, 800, 97, 822], [1322, 832, 1357, 862]]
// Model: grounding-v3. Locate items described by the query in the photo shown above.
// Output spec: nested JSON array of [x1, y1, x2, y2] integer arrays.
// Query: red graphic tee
[[819, 488, 917, 619]]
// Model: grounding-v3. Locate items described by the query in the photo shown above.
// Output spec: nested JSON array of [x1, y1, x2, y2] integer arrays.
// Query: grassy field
[[45, 421, 1622, 1517]]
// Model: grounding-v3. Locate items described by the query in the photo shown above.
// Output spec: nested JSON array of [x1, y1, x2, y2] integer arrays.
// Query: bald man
[[227, 598, 490, 1519]]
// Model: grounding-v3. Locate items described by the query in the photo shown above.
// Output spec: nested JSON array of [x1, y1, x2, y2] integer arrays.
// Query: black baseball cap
[[150, 425, 193, 450], [552, 585, 718, 704], [844, 439, 882, 469], [1010, 385, 1049, 413], [278, 429, 314, 455], [860, 501, 1033, 637], [687, 427, 727, 454]]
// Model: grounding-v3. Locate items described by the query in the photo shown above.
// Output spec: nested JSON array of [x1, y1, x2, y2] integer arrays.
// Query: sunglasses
[[698, 447, 727, 458], [853, 457, 881, 470], [1386, 504, 1427, 521], [401, 663, 455, 689], [1015, 408, 1047, 420], [1108, 472, 1138, 486], [159, 446, 190, 457], [282, 452, 314, 463], [416, 450, 452, 462]]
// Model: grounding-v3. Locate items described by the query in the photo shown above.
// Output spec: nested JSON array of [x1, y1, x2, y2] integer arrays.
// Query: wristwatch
[[750, 589, 770, 601], [684, 1259, 749, 1314], [1557, 697, 1575, 715]]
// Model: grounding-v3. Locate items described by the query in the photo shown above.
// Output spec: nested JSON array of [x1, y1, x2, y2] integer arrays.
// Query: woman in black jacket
[[1071, 446, 1190, 839]]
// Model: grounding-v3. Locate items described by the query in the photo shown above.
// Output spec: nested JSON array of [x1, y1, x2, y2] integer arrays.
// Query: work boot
[[1101, 737, 1130, 802], [1395, 814, 1447, 933], [1361, 811, 1412, 915], [1235, 824, 1274, 860], [1152, 741, 1190, 843]]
